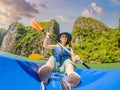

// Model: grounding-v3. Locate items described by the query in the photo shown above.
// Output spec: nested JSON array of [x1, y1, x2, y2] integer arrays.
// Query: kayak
[[0, 54, 120, 90]]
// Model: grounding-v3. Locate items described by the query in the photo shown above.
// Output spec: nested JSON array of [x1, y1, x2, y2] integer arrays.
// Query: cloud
[[81, 2, 103, 18], [112, 12, 118, 18], [81, 8, 94, 17], [39, 3, 49, 9], [0, 11, 23, 28], [56, 15, 66, 22], [0, 0, 39, 28], [91, 2, 103, 16], [56, 15, 73, 25], [107, 23, 116, 29], [111, 0, 120, 5], [32, 3, 37, 8]]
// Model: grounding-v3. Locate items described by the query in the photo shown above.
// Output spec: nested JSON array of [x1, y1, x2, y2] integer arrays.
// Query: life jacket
[[53, 46, 71, 66]]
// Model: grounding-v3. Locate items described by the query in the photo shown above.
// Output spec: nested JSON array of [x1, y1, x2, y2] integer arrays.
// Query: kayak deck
[[0, 54, 120, 90]]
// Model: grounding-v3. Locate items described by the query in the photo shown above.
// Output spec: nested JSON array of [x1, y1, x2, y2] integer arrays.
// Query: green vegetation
[[1, 17, 120, 66], [72, 17, 120, 64], [0, 51, 46, 63], [76, 62, 120, 69], [0, 51, 119, 69], [9, 20, 59, 57], [12, 22, 43, 56]]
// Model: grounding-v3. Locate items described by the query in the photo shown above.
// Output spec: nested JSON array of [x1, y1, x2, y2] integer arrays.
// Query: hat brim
[[56, 32, 72, 42]]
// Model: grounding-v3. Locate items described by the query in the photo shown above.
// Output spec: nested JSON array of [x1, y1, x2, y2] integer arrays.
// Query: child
[[38, 32, 81, 88]]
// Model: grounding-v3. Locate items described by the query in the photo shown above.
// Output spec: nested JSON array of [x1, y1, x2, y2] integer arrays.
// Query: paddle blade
[[29, 54, 44, 60], [31, 19, 43, 31], [78, 54, 84, 59]]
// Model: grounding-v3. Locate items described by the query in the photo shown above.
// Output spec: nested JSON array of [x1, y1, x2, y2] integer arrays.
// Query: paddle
[[31, 19, 90, 69], [31, 19, 58, 41], [29, 54, 44, 60]]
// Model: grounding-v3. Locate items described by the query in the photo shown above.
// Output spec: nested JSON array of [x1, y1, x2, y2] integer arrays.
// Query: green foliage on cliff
[[72, 17, 120, 63], [1, 17, 120, 64], [11, 20, 59, 56]]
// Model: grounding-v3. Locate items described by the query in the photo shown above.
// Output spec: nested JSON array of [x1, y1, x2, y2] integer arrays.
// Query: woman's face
[[60, 34, 68, 44]]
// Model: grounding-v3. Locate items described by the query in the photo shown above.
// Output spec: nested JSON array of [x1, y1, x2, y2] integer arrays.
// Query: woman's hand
[[73, 55, 80, 62], [46, 32, 50, 39]]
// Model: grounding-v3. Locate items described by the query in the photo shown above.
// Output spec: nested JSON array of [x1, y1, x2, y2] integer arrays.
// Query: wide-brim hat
[[56, 32, 72, 42]]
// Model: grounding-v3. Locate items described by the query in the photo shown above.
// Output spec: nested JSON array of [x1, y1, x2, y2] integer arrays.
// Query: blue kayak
[[0, 54, 120, 90]]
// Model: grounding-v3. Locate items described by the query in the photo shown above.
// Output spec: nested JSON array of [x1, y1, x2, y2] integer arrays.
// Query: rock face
[[72, 16, 109, 43], [1, 24, 17, 52], [0, 28, 6, 47], [73, 16, 108, 31], [0, 20, 60, 56]]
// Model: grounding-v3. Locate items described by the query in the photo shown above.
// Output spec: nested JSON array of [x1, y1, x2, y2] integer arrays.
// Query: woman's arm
[[43, 32, 56, 49], [70, 48, 80, 62]]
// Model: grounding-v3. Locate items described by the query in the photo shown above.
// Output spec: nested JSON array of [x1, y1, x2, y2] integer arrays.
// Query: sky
[[0, 0, 120, 33]]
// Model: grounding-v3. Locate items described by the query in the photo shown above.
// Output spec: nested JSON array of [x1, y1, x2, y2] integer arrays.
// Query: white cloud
[[91, 2, 103, 16], [56, 15, 66, 22], [0, 0, 39, 29], [56, 15, 74, 25], [81, 8, 94, 17], [112, 12, 118, 18], [111, 0, 120, 5], [107, 23, 116, 29], [0, 11, 23, 28]]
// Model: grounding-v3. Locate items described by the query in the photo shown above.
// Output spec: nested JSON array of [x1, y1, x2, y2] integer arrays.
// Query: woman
[[38, 32, 81, 88]]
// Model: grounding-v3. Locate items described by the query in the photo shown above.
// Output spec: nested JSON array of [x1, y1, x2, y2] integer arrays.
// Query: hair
[[59, 33, 73, 49], [59, 36, 73, 49], [67, 39, 73, 49]]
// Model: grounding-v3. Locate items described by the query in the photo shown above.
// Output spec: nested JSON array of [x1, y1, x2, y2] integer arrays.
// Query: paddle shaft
[[57, 42, 90, 69], [58, 74, 68, 90], [31, 20, 90, 68]]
